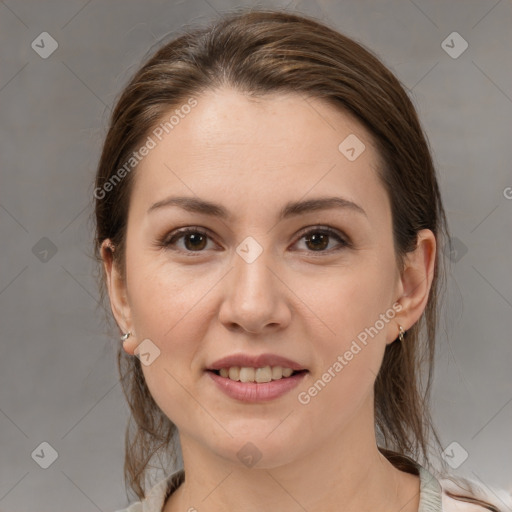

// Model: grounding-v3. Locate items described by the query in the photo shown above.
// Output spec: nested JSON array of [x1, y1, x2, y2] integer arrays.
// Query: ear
[[389, 229, 436, 343], [100, 239, 137, 355]]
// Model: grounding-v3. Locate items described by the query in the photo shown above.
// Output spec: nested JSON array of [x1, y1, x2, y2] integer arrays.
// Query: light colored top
[[115, 460, 503, 512]]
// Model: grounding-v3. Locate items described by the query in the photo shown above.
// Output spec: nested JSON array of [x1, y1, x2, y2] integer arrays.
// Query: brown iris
[[184, 233, 208, 251], [304, 232, 329, 251]]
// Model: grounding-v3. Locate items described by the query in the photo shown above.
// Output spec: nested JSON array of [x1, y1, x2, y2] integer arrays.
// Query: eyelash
[[157, 225, 350, 256]]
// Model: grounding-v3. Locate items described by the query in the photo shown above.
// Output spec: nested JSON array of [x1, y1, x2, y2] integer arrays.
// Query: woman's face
[[104, 87, 432, 469]]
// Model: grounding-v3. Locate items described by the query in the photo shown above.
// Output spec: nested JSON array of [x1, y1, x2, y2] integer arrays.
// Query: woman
[[93, 9, 509, 512]]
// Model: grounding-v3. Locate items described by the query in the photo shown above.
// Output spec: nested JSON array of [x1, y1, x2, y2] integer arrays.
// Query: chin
[[208, 430, 306, 470]]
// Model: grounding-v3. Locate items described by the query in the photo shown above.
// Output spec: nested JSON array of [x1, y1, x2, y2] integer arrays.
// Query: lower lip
[[206, 370, 308, 402]]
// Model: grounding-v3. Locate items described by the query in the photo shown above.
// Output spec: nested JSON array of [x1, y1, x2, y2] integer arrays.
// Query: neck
[[164, 399, 420, 512]]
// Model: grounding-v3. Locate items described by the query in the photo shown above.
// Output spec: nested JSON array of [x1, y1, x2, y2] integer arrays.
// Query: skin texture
[[101, 87, 436, 512]]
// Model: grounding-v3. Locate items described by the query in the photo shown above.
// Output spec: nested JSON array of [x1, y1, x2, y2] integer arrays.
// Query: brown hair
[[94, 6, 465, 503]]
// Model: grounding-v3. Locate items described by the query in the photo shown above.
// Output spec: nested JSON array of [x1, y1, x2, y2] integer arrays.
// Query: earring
[[120, 331, 132, 342], [398, 325, 405, 342]]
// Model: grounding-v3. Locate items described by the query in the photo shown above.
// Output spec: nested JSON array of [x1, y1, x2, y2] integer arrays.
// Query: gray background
[[1, 0, 511, 510]]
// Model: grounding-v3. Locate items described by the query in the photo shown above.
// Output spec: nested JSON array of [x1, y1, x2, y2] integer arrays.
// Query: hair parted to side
[[93, 6, 489, 505]]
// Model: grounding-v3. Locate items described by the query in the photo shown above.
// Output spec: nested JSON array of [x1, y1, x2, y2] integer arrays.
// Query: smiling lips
[[206, 353, 308, 402], [219, 365, 295, 383], [208, 353, 306, 372]]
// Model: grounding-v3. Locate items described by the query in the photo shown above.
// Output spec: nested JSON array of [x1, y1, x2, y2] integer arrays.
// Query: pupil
[[186, 233, 206, 250], [306, 233, 328, 251]]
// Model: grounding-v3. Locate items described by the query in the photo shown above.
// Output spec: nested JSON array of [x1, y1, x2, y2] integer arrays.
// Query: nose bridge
[[232, 235, 276, 304], [219, 234, 289, 332]]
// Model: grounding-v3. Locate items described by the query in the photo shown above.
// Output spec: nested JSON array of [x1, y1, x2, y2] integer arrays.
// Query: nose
[[218, 245, 291, 334]]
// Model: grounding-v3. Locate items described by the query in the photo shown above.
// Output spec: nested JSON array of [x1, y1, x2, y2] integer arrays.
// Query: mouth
[[204, 353, 309, 402], [207, 366, 308, 383], [206, 353, 308, 381], [206, 368, 308, 402]]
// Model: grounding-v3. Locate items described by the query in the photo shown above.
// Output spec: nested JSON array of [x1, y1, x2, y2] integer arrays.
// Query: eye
[[158, 225, 350, 255], [293, 226, 349, 253], [160, 227, 216, 253]]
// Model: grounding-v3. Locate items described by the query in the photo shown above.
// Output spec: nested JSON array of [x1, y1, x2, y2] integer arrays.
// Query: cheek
[[132, 270, 211, 425], [305, 257, 396, 343], [301, 258, 396, 399], [125, 253, 208, 398], [126, 245, 209, 337]]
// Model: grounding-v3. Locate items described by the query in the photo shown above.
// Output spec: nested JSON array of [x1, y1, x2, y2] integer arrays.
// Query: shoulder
[[113, 504, 142, 512], [113, 469, 184, 512], [439, 474, 512, 512], [112, 478, 167, 512]]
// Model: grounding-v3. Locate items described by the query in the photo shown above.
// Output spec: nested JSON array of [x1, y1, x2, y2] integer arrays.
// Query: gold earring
[[398, 325, 405, 342]]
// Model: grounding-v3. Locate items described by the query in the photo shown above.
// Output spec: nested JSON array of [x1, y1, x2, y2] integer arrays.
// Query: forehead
[[130, 87, 389, 225]]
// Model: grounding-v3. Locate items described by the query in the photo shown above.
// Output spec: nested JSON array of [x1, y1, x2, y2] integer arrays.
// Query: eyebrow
[[147, 195, 367, 220]]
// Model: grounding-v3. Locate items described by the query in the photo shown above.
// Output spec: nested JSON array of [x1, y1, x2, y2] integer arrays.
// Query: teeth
[[282, 367, 293, 377], [239, 367, 255, 382], [228, 367, 240, 381], [216, 365, 298, 383], [255, 366, 272, 383]]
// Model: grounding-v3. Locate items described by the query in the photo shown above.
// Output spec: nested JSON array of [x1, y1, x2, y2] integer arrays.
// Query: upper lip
[[207, 353, 307, 371]]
